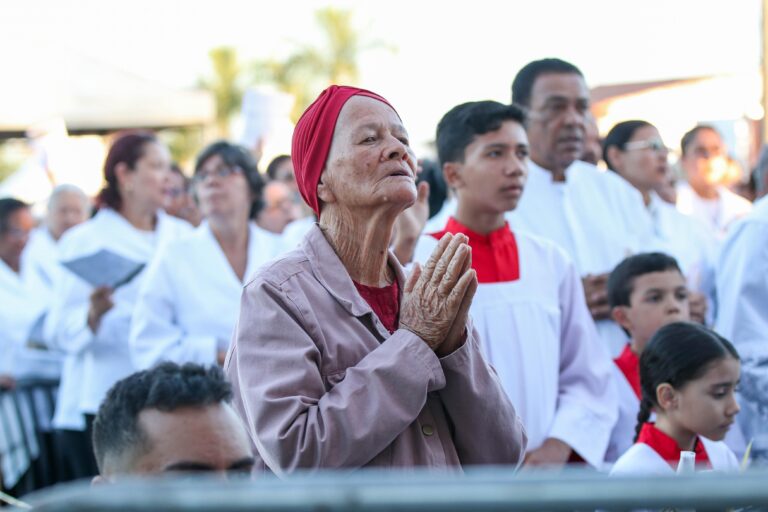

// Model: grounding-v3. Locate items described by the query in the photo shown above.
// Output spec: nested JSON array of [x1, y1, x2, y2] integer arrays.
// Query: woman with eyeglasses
[[46, 131, 192, 479], [602, 120, 717, 324], [130, 141, 283, 369]]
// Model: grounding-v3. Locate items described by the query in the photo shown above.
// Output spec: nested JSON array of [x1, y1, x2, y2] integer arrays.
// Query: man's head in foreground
[[92, 362, 254, 482]]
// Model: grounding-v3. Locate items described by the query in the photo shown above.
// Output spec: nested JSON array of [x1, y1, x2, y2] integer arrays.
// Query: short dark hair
[[635, 322, 739, 441], [436, 100, 526, 166], [265, 154, 292, 181], [511, 58, 584, 108], [415, 158, 449, 219], [680, 124, 720, 156], [97, 131, 159, 211], [608, 252, 682, 309], [194, 141, 265, 218], [0, 198, 30, 234], [92, 363, 233, 474], [602, 120, 654, 171]]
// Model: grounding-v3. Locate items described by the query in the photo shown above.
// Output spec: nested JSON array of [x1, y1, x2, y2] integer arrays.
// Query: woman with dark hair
[[226, 86, 525, 474], [45, 131, 191, 479], [603, 120, 716, 324], [611, 322, 740, 475], [130, 141, 282, 369]]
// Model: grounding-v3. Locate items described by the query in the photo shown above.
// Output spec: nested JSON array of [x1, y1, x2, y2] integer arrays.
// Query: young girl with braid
[[611, 322, 741, 474]]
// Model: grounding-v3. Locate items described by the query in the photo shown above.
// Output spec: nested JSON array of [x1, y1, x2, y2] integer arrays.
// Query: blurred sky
[[2, 0, 763, 148]]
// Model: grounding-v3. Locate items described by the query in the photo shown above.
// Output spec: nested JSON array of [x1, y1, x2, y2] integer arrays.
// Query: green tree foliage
[[200, 47, 243, 138]]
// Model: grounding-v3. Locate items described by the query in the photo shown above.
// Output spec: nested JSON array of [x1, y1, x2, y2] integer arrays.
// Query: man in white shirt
[[676, 125, 752, 238], [23, 184, 90, 293], [506, 58, 652, 355], [715, 195, 768, 462]]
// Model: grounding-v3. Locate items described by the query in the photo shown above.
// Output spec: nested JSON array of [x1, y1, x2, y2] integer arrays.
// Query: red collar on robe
[[353, 279, 400, 334], [430, 217, 520, 283], [614, 343, 641, 399], [637, 422, 711, 469]]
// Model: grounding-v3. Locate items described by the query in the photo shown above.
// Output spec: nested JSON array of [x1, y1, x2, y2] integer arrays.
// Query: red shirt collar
[[430, 217, 520, 283], [614, 343, 641, 399], [636, 422, 711, 469]]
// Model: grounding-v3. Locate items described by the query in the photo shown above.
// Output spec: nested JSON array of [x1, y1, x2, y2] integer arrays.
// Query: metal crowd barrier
[[21, 466, 768, 511]]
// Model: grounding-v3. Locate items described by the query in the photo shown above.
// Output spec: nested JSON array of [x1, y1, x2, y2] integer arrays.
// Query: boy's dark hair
[[602, 120, 654, 172], [0, 198, 30, 233], [680, 124, 721, 157], [194, 141, 265, 218], [607, 252, 682, 309], [436, 100, 526, 167], [415, 158, 449, 219], [511, 58, 584, 108], [635, 322, 739, 441], [92, 363, 233, 474]]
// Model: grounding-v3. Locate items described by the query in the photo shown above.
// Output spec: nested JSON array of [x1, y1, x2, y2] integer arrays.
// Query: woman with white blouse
[[45, 131, 191, 478], [130, 141, 280, 369]]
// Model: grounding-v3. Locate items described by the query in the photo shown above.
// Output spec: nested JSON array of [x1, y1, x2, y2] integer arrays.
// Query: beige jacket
[[225, 224, 526, 475]]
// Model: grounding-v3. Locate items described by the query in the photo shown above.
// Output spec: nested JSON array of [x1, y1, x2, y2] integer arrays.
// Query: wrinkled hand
[[582, 273, 610, 320], [392, 181, 430, 265], [400, 233, 476, 350], [87, 286, 114, 333], [688, 291, 708, 324], [437, 246, 477, 357], [523, 438, 573, 467]]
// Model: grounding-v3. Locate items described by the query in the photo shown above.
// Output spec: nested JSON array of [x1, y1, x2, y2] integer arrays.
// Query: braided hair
[[634, 322, 739, 442]]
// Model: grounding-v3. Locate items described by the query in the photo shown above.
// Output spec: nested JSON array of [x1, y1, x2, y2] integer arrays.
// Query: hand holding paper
[[61, 249, 145, 289]]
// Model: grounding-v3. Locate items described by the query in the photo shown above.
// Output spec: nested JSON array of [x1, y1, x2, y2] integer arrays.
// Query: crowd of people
[[1, 57, 767, 499]]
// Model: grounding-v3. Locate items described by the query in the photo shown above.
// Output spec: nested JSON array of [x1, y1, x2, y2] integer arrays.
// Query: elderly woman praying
[[225, 86, 526, 474]]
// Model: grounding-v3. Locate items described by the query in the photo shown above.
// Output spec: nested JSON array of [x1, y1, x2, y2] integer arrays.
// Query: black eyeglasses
[[192, 165, 243, 184], [624, 139, 668, 152]]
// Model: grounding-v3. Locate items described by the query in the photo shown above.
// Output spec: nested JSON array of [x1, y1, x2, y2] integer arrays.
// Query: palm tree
[[251, 7, 387, 121], [201, 47, 242, 137]]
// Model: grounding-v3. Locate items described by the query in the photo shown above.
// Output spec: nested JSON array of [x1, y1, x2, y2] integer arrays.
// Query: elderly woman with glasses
[[225, 86, 526, 474], [130, 141, 284, 369], [602, 120, 715, 325]]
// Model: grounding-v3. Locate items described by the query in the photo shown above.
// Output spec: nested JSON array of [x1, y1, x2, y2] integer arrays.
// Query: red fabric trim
[[614, 343, 641, 399], [636, 422, 711, 469], [353, 279, 400, 334], [430, 217, 520, 283]]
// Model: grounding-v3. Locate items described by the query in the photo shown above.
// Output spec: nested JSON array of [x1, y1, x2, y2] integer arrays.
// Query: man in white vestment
[[505, 58, 652, 356], [715, 195, 768, 462], [676, 125, 752, 238]]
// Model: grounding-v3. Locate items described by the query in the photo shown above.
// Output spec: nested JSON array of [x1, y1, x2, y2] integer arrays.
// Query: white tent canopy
[[1, 42, 214, 133]]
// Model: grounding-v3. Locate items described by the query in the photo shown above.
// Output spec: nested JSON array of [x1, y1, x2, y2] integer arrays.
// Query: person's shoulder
[[610, 443, 668, 476], [701, 438, 740, 472], [514, 229, 574, 269], [244, 245, 311, 290]]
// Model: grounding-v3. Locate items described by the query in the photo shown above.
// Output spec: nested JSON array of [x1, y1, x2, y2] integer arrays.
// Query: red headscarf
[[291, 85, 398, 215]]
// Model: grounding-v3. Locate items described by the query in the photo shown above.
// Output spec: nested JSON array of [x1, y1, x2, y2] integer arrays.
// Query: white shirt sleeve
[[548, 254, 619, 467], [129, 246, 218, 369]]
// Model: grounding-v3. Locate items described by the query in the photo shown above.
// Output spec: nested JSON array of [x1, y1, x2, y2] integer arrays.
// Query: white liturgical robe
[[676, 181, 752, 239], [715, 196, 768, 461], [611, 438, 739, 476], [413, 219, 618, 467], [506, 160, 653, 356], [130, 221, 283, 368], [46, 208, 191, 415]]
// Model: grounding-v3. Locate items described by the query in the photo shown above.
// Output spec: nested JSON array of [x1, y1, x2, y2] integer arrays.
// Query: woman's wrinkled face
[[193, 154, 252, 220], [318, 96, 417, 215], [123, 142, 172, 211]]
